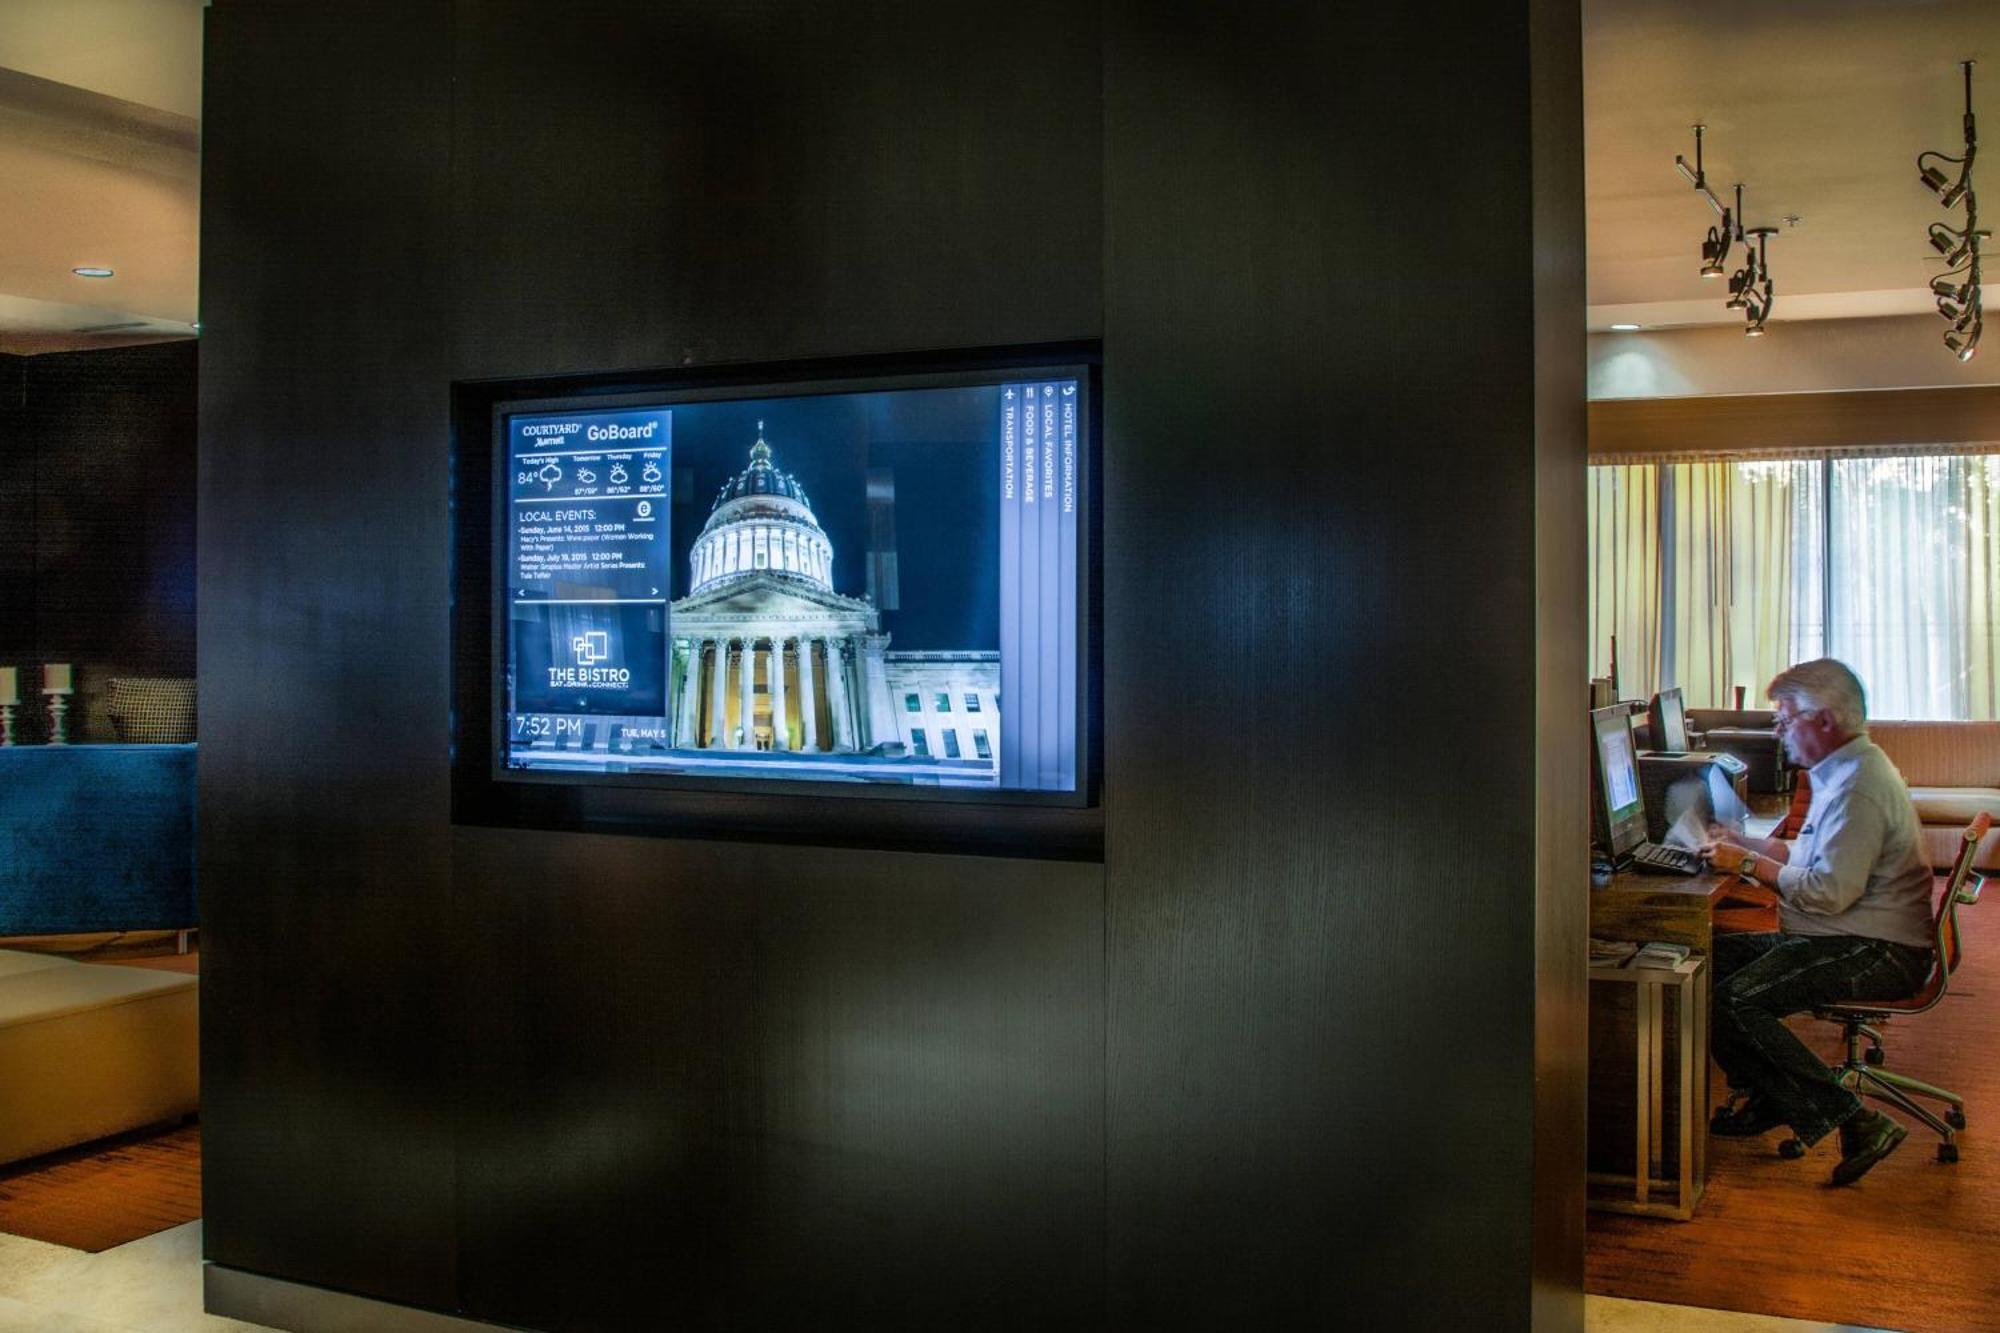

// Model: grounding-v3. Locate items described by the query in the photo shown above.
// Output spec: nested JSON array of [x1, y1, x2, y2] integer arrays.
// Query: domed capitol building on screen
[[664, 427, 1000, 780]]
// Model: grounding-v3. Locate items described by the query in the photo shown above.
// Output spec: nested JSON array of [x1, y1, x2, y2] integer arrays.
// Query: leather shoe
[[1831, 1110, 1906, 1186], [1711, 1097, 1785, 1137]]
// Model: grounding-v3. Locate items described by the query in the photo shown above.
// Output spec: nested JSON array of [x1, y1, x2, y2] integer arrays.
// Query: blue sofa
[[0, 744, 196, 935]]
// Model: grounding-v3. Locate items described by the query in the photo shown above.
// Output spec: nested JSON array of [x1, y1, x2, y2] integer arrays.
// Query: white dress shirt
[[1778, 733, 1935, 949]]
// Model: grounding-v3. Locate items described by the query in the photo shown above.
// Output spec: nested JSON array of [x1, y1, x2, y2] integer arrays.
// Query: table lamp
[[43, 663, 72, 745]]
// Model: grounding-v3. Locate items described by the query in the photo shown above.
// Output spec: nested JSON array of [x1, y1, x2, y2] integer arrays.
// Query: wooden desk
[[1589, 867, 1734, 955], [1587, 868, 1732, 1221]]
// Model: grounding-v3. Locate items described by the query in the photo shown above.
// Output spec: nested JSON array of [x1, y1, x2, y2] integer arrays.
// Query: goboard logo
[[586, 420, 660, 442]]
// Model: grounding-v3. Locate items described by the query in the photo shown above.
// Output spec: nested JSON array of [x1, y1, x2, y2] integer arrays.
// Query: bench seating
[[0, 950, 198, 1166], [1869, 721, 2000, 872]]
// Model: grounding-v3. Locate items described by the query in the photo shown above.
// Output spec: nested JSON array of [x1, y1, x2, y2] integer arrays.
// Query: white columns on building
[[858, 635, 897, 749], [709, 639, 729, 748], [675, 640, 700, 746], [826, 637, 854, 751], [796, 638, 819, 751], [769, 638, 789, 750], [736, 637, 754, 748]]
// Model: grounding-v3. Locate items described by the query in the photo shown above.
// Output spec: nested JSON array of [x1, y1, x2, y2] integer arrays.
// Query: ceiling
[[0, 0, 201, 354], [1586, 0, 2000, 331], [3, 1, 1997, 350]]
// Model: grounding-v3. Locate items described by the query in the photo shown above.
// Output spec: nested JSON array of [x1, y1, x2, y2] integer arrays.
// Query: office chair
[[1776, 811, 1991, 1165]]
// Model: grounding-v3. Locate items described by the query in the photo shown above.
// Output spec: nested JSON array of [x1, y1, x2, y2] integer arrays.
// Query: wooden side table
[[1587, 955, 1709, 1221]]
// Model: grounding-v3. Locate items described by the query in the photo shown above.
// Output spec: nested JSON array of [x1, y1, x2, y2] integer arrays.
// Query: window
[[972, 729, 991, 759], [964, 692, 981, 712], [943, 731, 961, 758], [904, 692, 921, 712], [910, 729, 929, 756], [933, 692, 951, 712], [1588, 451, 2000, 719], [1830, 455, 2000, 720]]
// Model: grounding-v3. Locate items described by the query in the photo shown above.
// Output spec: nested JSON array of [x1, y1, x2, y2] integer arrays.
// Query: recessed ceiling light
[[71, 266, 114, 279], [1609, 323, 1642, 331]]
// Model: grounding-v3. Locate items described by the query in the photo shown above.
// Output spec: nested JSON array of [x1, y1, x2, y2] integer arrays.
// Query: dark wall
[[1102, 6, 1584, 1326], [199, 2, 1583, 1330], [0, 354, 23, 667], [0, 341, 197, 738]]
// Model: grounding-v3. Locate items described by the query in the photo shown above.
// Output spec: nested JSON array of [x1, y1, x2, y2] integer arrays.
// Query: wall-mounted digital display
[[495, 368, 1088, 800]]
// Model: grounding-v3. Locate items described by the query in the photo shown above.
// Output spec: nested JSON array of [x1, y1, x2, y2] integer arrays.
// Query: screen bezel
[[1590, 706, 1648, 860], [451, 343, 1104, 860], [1650, 686, 1688, 752]]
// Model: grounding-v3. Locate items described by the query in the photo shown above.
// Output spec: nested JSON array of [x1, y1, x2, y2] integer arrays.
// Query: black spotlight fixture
[[1921, 62, 1989, 360], [1919, 62, 1979, 208], [1741, 227, 1777, 337], [1947, 317, 1983, 362], [1675, 126, 1738, 279], [1701, 184, 1746, 278], [1721, 189, 1760, 305]]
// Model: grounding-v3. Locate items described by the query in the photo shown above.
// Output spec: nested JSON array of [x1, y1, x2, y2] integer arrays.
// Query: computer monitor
[[1591, 706, 1648, 860], [1648, 685, 1689, 753]]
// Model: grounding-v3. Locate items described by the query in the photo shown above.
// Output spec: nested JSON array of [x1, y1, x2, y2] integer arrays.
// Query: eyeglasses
[[1772, 707, 1821, 734]]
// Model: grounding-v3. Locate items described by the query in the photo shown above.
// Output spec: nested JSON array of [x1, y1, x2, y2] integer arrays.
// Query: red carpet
[[0, 1121, 202, 1253], [1587, 876, 2000, 1331]]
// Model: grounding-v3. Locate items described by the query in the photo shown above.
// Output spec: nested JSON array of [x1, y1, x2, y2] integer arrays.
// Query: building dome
[[688, 424, 836, 595]]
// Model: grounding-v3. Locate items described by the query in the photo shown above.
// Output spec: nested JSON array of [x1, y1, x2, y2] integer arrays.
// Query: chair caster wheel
[[1864, 1047, 1885, 1066], [1947, 1108, 1967, 1130], [1779, 1138, 1805, 1160], [1939, 1142, 1960, 1164]]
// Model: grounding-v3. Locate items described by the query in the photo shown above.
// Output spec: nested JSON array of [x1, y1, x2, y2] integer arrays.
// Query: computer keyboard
[[1629, 842, 1702, 876]]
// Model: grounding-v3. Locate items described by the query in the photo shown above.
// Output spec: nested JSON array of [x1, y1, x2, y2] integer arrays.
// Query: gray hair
[[1766, 658, 1867, 732]]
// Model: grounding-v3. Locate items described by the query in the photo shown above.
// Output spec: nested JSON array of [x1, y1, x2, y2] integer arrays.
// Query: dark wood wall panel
[[28, 342, 198, 675], [201, 0, 1582, 1328], [1101, 3, 1578, 1327], [448, 0, 1101, 383], [453, 832, 1103, 1330], [443, 4, 1105, 1328], [198, 1, 460, 1310], [0, 343, 197, 735], [1589, 385, 2000, 456], [0, 355, 29, 668], [1531, 0, 1590, 1324]]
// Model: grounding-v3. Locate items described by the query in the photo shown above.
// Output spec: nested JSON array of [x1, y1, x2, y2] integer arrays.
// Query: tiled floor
[[0, 1219, 1898, 1333], [0, 1222, 269, 1333]]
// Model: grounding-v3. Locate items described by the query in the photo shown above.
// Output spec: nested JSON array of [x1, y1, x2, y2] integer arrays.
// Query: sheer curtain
[[1587, 463, 1658, 695], [1588, 458, 1821, 706], [1660, 460, 1822, 707], [1727, 459, 1823, 703], [1829, 454, 2000, 720], [1662, 461, 1731, 706]]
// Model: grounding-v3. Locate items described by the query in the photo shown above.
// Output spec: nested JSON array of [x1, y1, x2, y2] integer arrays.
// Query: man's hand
[[1703, 841, 1754, 876]]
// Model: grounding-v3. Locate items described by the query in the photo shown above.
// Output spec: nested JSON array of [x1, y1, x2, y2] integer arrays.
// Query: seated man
[[1701, 658, 1935, 1186]]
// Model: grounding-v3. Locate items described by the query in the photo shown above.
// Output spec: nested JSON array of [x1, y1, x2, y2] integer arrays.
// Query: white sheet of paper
[[1707, 766, 1750, 830], [1663, 807, 1709, 851]]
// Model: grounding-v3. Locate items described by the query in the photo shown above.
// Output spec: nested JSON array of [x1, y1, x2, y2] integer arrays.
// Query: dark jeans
[[1711, 932, 1934, 1146]]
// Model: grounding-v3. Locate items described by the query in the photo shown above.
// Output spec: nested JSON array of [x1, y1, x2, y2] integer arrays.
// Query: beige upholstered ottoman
[[0, 949, 198, 1166]]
